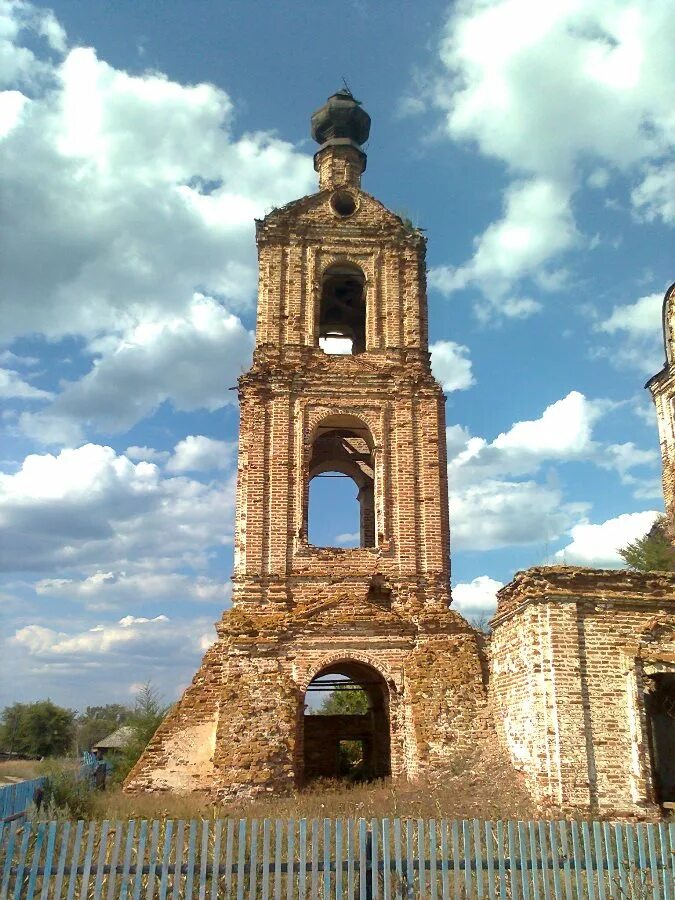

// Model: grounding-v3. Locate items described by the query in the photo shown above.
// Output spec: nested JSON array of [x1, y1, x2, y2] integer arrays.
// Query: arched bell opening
[[305, 414, 376, 548], [318, 264, 366, 355], [301, 660, 391, 784]]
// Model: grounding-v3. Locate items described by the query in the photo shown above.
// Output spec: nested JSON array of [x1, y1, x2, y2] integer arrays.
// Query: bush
[[39, 761, 96, 819]]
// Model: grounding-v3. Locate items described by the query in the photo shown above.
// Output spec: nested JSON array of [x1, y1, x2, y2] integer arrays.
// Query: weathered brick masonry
[[490, 567, 675, 817], [125, 91, 491, 798]]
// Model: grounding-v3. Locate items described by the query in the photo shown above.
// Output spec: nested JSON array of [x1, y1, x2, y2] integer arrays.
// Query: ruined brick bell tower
[[125, 91, 488, 798]]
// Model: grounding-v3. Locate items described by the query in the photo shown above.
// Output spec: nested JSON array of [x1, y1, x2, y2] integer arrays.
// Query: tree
[[76, 704, 131, 752], [0, 701, 75, 757], [315, 687, 369, 715], [112, 683, 170, 782], [619, 515, 675, 573], [467, 613, 492, 635]]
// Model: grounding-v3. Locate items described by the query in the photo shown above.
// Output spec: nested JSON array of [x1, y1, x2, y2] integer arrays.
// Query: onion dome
[[311, 88, 371, 148]]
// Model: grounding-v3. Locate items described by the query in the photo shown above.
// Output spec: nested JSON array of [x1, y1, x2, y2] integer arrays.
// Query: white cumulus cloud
[[595, 291, 664, 374], [452, 575, 503, 617], [0, 38, 314, 343], [423, 0, 675, 316], [450, 478, 587, 551], [555, 510, 660, 567], [632, 163, 675, 225], [448, 391, 609, 485], [35, 571, 231, 610], [167, 435, 236, 473], [334, 531, 360, 546], [19, 294, 254, 443], [0, 443, 235, 573], [430, 340, 475, 393], [15, 615, 169, 656], [0, 367, 52, 399], [0, 4, 314, 442], [124, 446, 170, 464], [13, 612, 216, 675], [430, 178, 577, 313], [446, 391, 656, 550]]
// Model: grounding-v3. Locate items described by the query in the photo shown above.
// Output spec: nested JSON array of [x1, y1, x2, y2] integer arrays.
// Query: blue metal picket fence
[[0, 779, 45, 822], [1, 816, 674, 898]]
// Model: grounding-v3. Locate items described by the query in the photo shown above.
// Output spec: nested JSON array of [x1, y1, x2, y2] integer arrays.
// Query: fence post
[[365, 826, 373, 900]]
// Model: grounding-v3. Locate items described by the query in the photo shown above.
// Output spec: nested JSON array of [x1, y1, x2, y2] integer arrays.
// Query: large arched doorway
[[302, 660, 391, 783]]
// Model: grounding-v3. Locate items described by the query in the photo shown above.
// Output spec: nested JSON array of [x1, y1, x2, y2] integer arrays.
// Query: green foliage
[[337, 739, 367, 780], [76, 704, 131, 752], [39, 760, 96, 819], [315, 688, 369, 716], [112, 683, 170, 783], [619, 515, 675, 573], [0, 700, 75, 757], [394, 208, 417, 232]]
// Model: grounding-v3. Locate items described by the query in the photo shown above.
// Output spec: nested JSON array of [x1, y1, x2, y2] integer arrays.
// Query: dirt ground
[[0, 758, 41, 785]]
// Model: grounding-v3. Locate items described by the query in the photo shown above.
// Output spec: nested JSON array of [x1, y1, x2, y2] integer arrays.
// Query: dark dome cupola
[[311, 88, 371, 191], [311, 88, 371, 146]]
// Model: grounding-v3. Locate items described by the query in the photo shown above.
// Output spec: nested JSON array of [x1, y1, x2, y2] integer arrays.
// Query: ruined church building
[[126, 93, 675, 819]]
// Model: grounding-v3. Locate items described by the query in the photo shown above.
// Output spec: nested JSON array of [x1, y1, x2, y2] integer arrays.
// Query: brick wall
[[490, 566, 675, 817]]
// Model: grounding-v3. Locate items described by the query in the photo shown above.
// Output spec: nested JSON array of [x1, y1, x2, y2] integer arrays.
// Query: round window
[[330, 191, 357, 217]]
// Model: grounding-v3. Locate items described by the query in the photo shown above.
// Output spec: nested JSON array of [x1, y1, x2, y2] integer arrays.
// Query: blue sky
[[0, 0, 673, 710]]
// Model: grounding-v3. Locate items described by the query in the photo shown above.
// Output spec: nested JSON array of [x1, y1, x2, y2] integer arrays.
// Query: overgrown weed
[[84, 744, 538, 822]]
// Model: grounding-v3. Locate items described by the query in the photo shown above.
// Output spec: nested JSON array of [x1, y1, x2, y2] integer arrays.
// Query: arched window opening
[[303, 661, 391, 783], [306, 415, 375, 548], [318, 265, 366, 355]]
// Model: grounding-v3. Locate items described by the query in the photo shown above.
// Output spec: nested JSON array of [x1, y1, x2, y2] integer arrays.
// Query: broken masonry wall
[[124, 602, 492, 798], [123, 641, 224, 795], [490, 566, 675, 818], [405, 622, 493, 776]]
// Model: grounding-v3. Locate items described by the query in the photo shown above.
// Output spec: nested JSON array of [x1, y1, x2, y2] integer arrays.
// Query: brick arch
[[304, 406, 382, 447], [300, 405, 387, 547], [297, 651, 400, 694], [643, 659, 675, 677], [298, 651, 396, 783], [318, 255, 374, 283]]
